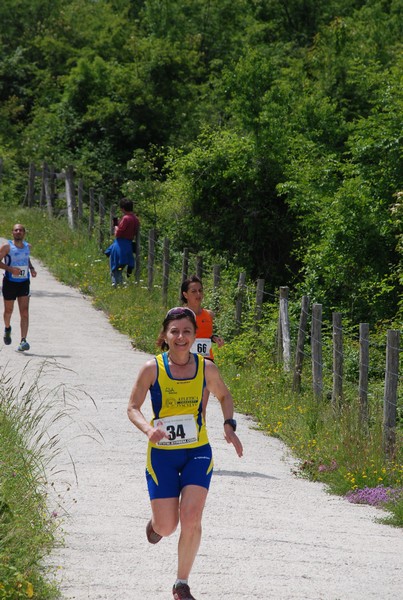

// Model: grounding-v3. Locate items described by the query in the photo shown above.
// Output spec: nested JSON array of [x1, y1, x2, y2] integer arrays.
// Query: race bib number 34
[[154, 414, 197, 446]]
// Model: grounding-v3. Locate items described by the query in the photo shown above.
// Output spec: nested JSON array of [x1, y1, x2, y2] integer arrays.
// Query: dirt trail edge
[[1, 260, 401, 600]]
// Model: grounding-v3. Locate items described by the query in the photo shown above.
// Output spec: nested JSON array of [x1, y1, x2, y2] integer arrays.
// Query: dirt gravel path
[[1, 260, 402, 600]]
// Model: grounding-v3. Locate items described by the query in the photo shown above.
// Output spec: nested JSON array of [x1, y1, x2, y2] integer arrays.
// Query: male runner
[[0, 224, 37, 351]]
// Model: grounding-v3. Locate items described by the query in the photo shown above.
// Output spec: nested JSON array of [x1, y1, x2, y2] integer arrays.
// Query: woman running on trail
[[127, 307, 243, 600], [181, 275, 224, 417], [181, 275, 224, 361]]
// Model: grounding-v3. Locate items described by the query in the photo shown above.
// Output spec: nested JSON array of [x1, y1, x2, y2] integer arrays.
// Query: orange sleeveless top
[[190, 309, 214, 360]]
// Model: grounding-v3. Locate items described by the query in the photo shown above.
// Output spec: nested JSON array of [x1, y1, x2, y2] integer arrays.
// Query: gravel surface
[[1, 259, 402, 600]]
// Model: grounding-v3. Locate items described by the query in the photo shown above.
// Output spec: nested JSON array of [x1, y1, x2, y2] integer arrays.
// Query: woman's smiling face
[[164, 317, 196, 351]]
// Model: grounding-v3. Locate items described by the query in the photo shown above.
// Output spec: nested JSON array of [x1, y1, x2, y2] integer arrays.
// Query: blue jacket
[[104, 238, 134, 271]]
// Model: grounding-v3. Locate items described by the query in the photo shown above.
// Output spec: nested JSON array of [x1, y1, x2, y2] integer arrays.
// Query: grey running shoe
[[172, 583, 196, 600], [17, 338, 30, 352], [146, 520, 162, 544], [3, 327, 11, 345]]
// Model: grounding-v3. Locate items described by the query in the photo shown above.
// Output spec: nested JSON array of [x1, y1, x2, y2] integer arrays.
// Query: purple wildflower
[[346, 485, 403, 507]]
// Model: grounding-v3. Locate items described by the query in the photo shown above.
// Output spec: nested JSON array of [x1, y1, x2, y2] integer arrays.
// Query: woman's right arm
[[127, 360, 168, 444]]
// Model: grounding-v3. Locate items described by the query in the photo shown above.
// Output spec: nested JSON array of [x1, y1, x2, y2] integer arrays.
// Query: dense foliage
[[0, 0, 402, 323]]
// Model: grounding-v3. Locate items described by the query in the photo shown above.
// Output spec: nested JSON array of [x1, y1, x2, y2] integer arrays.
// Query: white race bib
[[190, 338, 212, 357], [13, 265, 28, 279], [154, 414, 197, 447]]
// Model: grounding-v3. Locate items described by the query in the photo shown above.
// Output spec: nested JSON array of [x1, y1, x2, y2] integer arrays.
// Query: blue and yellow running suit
[[146, 352, 214, 499]]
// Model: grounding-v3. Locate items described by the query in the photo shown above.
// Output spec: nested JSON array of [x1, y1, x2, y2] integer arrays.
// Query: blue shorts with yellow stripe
[[146, 443, 213, 500]]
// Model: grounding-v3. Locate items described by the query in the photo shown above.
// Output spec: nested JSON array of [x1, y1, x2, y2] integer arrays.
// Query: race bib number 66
[[190, 338, 212, 357]]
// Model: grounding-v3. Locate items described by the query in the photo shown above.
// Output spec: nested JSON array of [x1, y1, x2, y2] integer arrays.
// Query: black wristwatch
[[224, 418, 237, 432]]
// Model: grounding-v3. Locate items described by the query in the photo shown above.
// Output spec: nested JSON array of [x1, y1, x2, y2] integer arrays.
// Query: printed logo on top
[[165, 387, 177, 395]]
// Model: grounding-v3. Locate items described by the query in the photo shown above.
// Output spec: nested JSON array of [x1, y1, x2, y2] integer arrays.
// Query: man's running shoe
[[172, 583, 196, 600], [3, 327, 11, 345], [17, 338, 30, 352]]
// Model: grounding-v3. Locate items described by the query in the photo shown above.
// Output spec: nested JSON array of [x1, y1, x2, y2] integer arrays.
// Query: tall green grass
[[1, 207, 402, 528], [0, 363, 63, 600], [0, 356, 101, 599]]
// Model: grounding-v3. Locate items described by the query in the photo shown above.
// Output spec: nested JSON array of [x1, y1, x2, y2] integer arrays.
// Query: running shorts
[[2, 278, 30, 300], [146, 443, 213, 500]]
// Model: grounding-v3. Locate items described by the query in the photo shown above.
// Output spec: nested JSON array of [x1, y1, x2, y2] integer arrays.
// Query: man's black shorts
[[2, 277, 30, 300]]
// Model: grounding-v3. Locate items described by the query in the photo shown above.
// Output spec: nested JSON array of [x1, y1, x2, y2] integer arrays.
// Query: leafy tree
[[159, 127, 296, 284], [0, 0, 402, 324], [123, 148, 164, 230]]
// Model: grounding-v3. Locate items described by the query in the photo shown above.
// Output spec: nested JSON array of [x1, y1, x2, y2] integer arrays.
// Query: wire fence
[[12, 160, 403, 458]]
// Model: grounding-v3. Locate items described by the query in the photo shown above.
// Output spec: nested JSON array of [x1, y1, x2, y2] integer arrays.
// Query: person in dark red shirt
[[105, 198, 140, 286]]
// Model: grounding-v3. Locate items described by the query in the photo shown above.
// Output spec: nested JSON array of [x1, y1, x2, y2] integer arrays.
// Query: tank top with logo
[[149, 352, 208, 450], [4, 240, 30, 283]]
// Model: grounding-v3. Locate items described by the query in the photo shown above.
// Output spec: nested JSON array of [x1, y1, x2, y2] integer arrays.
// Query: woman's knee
[[151, 497, 180, 536], [154, 514, 179, 537], [179, 502, 205, 531]]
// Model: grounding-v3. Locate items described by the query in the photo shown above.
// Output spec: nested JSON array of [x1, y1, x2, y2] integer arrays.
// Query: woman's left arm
[[204, 361, 243, 457]]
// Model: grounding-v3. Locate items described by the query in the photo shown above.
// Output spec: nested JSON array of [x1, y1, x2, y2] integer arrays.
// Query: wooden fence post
[[27, 162, 36, 207], [293, 295, 310, 393], [255, 278, 265, 328], [332, 312, 343, 409], [148, 229, 156, 291], [88, 188, 95, 236], [135, 226, 141, 283], [65, 165, 76, 229], [211, 264, 221, 313], [98, 194, 105, 249], [162, 238, 170, 307], [311, 303, 323, 399], [235, 272, 246, 333], [109, 206, 116, 236], [383, 329, 399, 458], [39, 164, 45, 208], [77, 179, 84, 221], [213, 265, 221, 290], [42, 162, 53, 217], [276, 306, 283, 364], [279, 286, 291, 371], [49, 165, 55, 207], [179, 248, 189, 303], [196, 256, 203, 279], [182, 248, 189, 282], [359, 323, 369, 428]]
